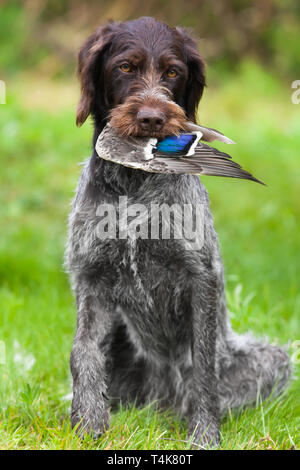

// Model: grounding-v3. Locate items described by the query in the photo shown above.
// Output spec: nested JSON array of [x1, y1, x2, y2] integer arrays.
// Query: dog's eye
[[120, 63, 132, 73], [167, 69, 177, 78]]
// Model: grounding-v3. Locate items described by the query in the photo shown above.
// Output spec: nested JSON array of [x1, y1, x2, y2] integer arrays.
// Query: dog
[[65, 17, 290, 447]]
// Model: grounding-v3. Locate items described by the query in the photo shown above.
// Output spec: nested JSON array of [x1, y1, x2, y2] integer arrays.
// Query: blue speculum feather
[[155, 134, 198, 156]]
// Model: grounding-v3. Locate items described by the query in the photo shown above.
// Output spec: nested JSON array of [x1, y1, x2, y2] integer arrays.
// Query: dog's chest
[[108, 232, 206, 360], [89, 172, 212, 304], [69, 168, 216, 360], [114, 239, 195, 361]]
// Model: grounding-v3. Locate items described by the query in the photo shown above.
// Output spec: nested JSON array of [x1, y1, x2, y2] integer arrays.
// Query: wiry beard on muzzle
[[109, 79, 188, 138]]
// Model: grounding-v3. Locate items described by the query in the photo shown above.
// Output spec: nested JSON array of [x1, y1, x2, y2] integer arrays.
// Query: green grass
[[0, 62, 299, 449]]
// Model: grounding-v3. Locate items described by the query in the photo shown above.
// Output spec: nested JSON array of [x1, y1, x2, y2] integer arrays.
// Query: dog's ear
[[176, 27, 206, 122], [76, 24, 115, 126]]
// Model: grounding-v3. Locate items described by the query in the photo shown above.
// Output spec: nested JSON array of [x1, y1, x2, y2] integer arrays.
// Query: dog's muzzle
[[109, 84, 188, 138]]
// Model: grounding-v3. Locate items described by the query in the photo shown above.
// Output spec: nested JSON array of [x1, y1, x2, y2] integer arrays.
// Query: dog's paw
[[71, 406, 110, 439], [188, 420, 220, 450]]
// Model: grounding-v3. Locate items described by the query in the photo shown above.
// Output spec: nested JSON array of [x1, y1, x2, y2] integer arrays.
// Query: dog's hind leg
[[207, 240, 291, 414], [214, 273, 291, 414], [217, 327, 291, 414]]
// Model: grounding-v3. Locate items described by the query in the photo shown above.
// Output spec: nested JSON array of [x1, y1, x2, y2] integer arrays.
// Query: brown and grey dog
[[65, 17, 290, 447]]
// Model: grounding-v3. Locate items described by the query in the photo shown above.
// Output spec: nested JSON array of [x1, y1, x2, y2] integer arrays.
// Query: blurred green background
[[0, 0, 299, 450]]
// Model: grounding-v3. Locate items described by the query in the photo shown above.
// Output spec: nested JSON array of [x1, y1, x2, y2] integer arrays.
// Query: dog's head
[[76, 17, 206, 138]]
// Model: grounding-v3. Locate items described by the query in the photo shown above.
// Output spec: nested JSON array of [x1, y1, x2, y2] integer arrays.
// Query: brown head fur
[[76, 17, 206, 138]]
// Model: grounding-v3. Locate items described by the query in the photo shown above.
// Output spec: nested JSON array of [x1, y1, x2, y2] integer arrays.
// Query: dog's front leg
[[70, 276, 112, 438], [188, 279, 220, 449]]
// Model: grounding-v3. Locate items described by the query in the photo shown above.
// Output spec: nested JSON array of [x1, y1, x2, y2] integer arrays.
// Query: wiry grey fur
[[65, 154, 291, 447]]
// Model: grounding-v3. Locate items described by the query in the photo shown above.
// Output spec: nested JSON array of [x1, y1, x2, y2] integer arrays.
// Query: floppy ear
[[76, 25, 115, 126], [176, 27, 206, 122]]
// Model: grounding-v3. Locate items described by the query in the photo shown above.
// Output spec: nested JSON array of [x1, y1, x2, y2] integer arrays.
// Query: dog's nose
[[137, 107, 166, 133]]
